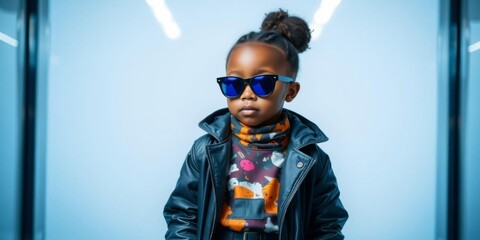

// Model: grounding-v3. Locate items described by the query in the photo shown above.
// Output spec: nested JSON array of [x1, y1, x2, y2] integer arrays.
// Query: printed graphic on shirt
[[221, 114, 290, 233], [220, 202, 246, 232], [220, 140, 285, 232]]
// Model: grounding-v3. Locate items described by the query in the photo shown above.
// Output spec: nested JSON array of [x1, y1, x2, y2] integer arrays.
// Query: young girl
[[164, 9, 348, 240]]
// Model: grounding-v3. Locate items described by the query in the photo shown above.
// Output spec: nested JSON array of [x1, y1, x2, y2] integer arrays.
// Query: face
[[225, 42, 300, 127]]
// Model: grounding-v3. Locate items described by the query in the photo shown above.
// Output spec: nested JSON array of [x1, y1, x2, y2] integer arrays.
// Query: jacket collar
[[198, 108, 328, 148]]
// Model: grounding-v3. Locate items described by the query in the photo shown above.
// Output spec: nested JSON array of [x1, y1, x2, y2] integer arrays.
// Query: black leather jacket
[[164, 108, 348, 239]]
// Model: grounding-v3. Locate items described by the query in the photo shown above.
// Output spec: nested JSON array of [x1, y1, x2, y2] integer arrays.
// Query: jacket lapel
[[278, 147, 315, 226], [206, 138, 231, 208]]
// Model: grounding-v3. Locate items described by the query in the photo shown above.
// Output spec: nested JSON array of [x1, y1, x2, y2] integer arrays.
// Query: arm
[[309, 146, 349, 240], [163, 145, 200, 239]]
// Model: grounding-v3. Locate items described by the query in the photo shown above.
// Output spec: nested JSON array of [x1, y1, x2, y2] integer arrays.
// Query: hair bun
[[260, 9, 311, 53]]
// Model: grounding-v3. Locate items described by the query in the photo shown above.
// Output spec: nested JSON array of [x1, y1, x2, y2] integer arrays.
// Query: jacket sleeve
[[309, 146, 349, 240], [163, 143, 201, 239]]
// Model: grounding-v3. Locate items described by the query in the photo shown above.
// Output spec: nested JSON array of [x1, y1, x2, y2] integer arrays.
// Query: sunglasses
[[216, 74, 295, 98]]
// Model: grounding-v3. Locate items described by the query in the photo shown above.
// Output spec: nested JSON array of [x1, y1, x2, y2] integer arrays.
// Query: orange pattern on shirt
[[220, 202, 246, 232], [263, 178, 280, 214], [233, 186, 255, 198]]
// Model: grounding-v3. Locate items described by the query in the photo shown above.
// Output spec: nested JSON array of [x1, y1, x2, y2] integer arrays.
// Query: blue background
[[3, 0, 465, 239], [45, 1, 438, 239], [43, 1, 439, 239]]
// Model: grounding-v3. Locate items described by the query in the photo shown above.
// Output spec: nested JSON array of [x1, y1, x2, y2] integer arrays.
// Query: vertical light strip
[[309, 0, 342, 40], [468, 41, 480, 53], [0, 31, 18, 47], [145, 0, 181, 39]]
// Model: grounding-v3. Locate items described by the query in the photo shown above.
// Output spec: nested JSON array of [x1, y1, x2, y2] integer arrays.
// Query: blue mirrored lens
[[221, 77, 244, 97], [251, 75, 275, 96]]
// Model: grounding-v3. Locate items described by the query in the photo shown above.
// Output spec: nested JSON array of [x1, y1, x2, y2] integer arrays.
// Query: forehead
[[226, 42, 289, 74]]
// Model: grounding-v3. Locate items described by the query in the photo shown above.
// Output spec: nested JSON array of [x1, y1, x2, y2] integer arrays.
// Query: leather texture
[[163, 108, 348, 239]]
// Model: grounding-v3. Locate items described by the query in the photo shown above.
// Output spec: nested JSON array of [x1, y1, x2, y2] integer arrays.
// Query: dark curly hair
[[226, 9, 312, 78]]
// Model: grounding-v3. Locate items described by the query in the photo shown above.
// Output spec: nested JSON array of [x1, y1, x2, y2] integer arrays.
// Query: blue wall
[[462, 19, 480, 240], [0, 5, 21, 240], [46, 1, 438, 239]]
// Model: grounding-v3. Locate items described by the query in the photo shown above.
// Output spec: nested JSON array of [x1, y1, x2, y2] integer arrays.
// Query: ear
[[285, 82, 300, 102]]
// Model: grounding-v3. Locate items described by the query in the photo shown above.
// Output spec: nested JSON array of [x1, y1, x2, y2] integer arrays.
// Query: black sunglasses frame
[[216, 74, 294, 98]]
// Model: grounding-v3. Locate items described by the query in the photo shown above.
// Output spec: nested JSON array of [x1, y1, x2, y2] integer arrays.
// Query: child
[[164, 9, 348, 240]]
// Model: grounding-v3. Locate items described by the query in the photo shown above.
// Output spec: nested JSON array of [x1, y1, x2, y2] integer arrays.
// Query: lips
[[240, 106, 259, 111], [239, 106, 259, 116]]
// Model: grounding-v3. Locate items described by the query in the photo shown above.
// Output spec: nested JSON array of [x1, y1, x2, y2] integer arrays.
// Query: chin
[[237, 117, 263, 127]]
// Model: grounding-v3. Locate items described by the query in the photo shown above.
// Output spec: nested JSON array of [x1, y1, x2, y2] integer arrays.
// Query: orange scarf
[[230, 113, 290, 149]]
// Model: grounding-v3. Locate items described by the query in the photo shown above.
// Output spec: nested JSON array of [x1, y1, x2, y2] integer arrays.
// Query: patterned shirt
[[220, 114, 290, 233]]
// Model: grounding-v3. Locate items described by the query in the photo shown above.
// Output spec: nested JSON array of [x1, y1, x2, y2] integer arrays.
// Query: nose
[[240, 85, 257, 100]]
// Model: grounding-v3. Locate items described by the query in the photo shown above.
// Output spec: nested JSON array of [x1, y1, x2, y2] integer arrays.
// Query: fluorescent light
[[469, 41, 480, 53], [309, 0, 342, 40], [146, 0, 181, 39], [0, 32, 18, 47]]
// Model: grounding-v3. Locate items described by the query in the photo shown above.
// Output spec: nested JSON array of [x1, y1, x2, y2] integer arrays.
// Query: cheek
[[227, 99, 238, 109], [268, 85, 288, 104]]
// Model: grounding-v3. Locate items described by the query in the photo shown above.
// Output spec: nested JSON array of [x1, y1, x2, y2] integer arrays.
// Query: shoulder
[[181, 134, 216, 174], [190, 134, 216, 158], [283, 109, 329, 145], [302, 144, 330, 170]]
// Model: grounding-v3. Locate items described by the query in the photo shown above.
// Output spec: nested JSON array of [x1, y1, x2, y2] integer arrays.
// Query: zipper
[[206, 136, 231, 240], [277, 153, 316, 240], [208, 182, 217, 240]]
